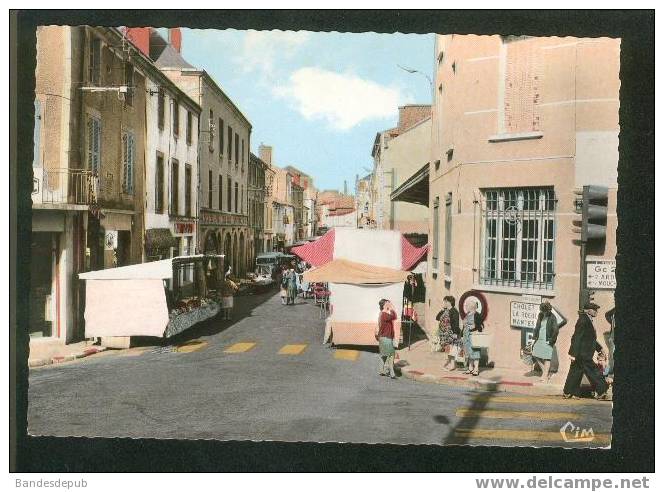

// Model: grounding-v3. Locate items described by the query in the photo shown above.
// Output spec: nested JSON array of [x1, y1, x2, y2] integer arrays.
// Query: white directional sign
[[586, 259, 616, 290]]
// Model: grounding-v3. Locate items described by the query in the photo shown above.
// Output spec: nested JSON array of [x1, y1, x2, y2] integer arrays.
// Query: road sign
[[511, 301, 567, 329], [586, 259, 616, 290]]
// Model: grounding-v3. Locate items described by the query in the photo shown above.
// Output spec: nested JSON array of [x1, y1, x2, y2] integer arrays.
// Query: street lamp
[[397, 64, 433, 100]]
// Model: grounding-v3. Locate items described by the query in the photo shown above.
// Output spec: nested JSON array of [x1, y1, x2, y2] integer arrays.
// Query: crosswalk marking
[[278, 344, 307, 355], [452, 428, 611, 445], [176, 340, 209, 353], [334, 349, 360, 361], [473, 395, 609, 406], [456, 408, 578, 420], [224, 342, 257, 353]]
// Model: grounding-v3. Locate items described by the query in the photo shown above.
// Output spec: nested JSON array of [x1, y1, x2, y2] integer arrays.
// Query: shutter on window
[[122, 132, 128, 193], [128, 133, 134, 193]]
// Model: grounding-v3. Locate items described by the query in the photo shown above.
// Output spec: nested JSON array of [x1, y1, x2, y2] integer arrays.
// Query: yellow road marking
[[224, 342, 257, 353], [176, 340, 209, 353], [456, 408, 578, 420], [278, 344, 307, 355], [334, 349, 360, 361], [473, 395, 610, 406], [453, 428, 611, 446]]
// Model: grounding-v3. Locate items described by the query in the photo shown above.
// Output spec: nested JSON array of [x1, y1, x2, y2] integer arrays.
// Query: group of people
[[278, 260, 311, 306], [433, 296, 484, 376], [429, 295, 613, 400]]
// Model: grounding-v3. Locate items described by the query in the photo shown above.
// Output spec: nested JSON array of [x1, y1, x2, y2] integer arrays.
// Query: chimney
[[258, 144, 273, 166], [398, 104, 432, 132], [168, 28, 182, 53], [124, 27, 151, 58]]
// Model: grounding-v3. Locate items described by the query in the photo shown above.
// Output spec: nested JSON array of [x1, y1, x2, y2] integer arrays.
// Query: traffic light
[[573, 185, 609, 242]]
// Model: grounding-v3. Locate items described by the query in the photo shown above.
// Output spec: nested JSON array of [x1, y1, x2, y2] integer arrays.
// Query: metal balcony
[[32, 167, 98, 206]]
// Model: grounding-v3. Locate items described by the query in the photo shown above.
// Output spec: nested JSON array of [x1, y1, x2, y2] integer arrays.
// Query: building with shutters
[[125, 27, 253, 277], [31, 26, 149, 342], [392, 35, 620, 371], [248, 152, 269, 263]]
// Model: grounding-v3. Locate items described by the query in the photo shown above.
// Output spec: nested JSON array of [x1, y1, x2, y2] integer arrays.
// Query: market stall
[[79, 255, 225, 346]]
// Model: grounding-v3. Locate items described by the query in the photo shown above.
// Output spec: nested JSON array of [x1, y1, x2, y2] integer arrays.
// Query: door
[[29, 232, 55, 338]]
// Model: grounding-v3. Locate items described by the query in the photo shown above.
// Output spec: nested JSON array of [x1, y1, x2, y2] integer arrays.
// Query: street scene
[[27, 26, 618, 448]]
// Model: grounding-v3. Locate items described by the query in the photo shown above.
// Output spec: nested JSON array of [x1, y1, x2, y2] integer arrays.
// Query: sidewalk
[[28, 339, 107, 368], [396, 339, 567, 396]]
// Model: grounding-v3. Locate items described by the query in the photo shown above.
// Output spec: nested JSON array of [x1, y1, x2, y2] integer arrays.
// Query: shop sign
[[521, 294, 542, 305], [511, 301, 567, 329], [200, 211, 247, 227], [174, 222, 194, 234], [104, 230, 118, 250], [586, 259, 616, 290]]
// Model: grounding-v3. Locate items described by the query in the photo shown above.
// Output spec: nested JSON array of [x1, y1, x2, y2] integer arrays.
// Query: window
[[208, 109, 214, 151], [86, 115, 101, 175], [124, 63, 134, 107], [444, 193, 452, 277], [186, 111, 193, 146], [432, 197, 439, 270], [481, 188, 556, 290], [234, 133, 239, 166], [234, 181, 238, 212], [157, 88, 165, 130], [241, 139, 245, 167], [185, 164, 192, 217], [121, 130, 135, 194], [218, 175, 223, 212], [227, 126, 232, 161], [227, 177, 232, 211], [170, 159, 179, 215], [218, 118, 223, 156], [208, 170, 213, 209], [155, 154, 164, 213], [172, 99, 179, 138], [241, 185, 244, 214], [88, 36, 101, 85]]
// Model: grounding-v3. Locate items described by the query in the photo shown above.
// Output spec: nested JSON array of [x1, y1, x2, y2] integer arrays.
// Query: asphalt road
[[28, 289, 613, 447]]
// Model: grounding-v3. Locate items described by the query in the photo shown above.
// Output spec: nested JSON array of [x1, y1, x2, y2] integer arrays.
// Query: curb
[[400, 367, 565, 396], [29, 346, 107, 369]]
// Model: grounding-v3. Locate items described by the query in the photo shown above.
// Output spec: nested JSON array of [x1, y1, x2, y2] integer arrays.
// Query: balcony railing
[[32, 167, 97, 206]]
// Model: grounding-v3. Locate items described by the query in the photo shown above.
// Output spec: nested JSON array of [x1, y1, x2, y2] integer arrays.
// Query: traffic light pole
[[578, 240, 587, 311]]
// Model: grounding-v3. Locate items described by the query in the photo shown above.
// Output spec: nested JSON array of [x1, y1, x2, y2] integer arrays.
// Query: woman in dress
[[220, 276, 238, 320], [286, 267, 298, 305], [279, 265, 288, 305], [462, 299, 484, 376], [435, 296, 460, 370], [530, 300, 559, 382]]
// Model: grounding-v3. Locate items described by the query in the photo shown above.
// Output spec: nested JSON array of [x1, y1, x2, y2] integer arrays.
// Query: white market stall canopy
[[303, 259, 410, 284]]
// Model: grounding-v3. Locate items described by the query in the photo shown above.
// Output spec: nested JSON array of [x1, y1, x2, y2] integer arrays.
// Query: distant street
[[29, 290, 612, 447]]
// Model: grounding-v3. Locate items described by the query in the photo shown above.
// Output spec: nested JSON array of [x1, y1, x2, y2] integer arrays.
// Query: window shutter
[[128, 133, 134, 193], [33, 100, 41, 167], [122, 132, 128, 193]]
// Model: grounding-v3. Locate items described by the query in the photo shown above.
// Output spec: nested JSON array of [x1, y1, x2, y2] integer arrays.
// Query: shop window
[[121, 130, 135, 194], [481, 187, 556, 290]]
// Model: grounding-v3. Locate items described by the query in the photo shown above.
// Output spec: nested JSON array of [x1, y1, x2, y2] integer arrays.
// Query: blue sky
[[178, 28, 434, 192]]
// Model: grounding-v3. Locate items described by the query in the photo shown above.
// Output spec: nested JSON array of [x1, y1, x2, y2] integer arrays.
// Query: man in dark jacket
[[563, 302, 609, 399]]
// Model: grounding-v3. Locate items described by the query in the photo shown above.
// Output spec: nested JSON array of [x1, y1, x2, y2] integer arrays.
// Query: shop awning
[[145, 228, 179, 251], [390, 163, 430, 206], [303, 258, 410, 284]]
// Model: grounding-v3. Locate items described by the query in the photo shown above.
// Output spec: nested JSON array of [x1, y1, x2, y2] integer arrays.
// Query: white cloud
[[236, 30, 311, 74], [274, 67, 411, 131]]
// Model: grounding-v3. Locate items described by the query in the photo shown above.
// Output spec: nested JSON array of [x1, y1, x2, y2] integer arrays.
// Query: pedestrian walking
[[286, 267, 298, 305], [220, 276, 238, 320], [563, 302, 610, 400], [375, 299, 397, 379], [279, 265, 288, 305], [461, 299, 484, 376], [434, 296, 461, 370], [604, 307, 615, 382], [530, 300, 559, 382]]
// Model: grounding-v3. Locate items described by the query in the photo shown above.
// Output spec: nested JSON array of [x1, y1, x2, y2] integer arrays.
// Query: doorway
[[29, 232, 56, 338]]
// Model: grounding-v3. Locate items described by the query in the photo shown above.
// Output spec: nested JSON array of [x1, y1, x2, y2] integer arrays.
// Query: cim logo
[[560, 421, 595, 443]]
